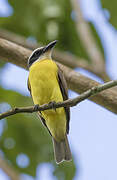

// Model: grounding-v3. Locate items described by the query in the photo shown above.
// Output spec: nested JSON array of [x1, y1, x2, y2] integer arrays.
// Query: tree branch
[[70, 0, 110, 81], [0, 29, 91, 69], [0, 79, 117, 120], [0, 156, 20, 180], [0, 28, 110, 81], [0, 38, 117, 113]]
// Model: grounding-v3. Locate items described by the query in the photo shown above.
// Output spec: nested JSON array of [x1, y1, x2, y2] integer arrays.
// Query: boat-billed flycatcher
[[27, 40, 72, 163]]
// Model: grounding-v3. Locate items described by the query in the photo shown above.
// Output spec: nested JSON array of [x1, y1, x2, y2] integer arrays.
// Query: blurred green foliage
[[0, 85, 76, 179], [101, 0, 117, 29], [0, 0, 104, 61], [0, 0, 108, 179]]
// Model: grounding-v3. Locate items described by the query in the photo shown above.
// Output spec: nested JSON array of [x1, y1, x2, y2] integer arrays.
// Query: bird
[[27, 40, 72, 164]]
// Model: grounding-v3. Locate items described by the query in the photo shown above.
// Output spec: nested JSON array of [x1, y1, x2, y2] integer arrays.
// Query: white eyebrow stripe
[[28, 47, 44, 60], [28, 47, 44, 67]]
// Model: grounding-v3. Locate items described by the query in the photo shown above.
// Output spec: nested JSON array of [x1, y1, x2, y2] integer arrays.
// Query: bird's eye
[[35, 51, 38, 56]]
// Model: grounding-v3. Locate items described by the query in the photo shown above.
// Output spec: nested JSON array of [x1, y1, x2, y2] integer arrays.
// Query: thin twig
[[0, 80, 117, 120]]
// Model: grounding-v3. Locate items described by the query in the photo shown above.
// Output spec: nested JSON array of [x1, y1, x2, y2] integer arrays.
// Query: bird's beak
[[43, 40, 58, 53]]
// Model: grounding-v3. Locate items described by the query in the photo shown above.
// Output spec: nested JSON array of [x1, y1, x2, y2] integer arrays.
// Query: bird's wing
[[57, 64, 70, 134], [37, 112, 52, 136]]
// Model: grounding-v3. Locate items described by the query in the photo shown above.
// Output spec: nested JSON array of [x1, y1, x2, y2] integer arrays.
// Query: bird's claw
[[49, 101, 56, 111], [34, 104, 39, 111]]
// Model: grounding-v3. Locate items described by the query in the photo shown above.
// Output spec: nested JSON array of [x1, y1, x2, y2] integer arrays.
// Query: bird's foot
[[34, 104, 39, 111], [49, 101, 56, 111]]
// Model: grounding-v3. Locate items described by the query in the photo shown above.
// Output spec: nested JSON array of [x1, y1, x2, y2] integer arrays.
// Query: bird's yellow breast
[[28, 59, 66, 141]]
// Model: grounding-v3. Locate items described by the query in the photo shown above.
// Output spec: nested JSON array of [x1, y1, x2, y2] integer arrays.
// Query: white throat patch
[[39, 51, 52, 61]]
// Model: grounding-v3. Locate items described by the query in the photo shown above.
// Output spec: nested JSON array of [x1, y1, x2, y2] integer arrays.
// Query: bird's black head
[[28, 47, 44, 68], [28, 40, 57, 68]]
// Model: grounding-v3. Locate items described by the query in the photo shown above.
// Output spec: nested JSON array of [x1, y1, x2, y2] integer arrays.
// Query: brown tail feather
[[52, 135, 72, 164]]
